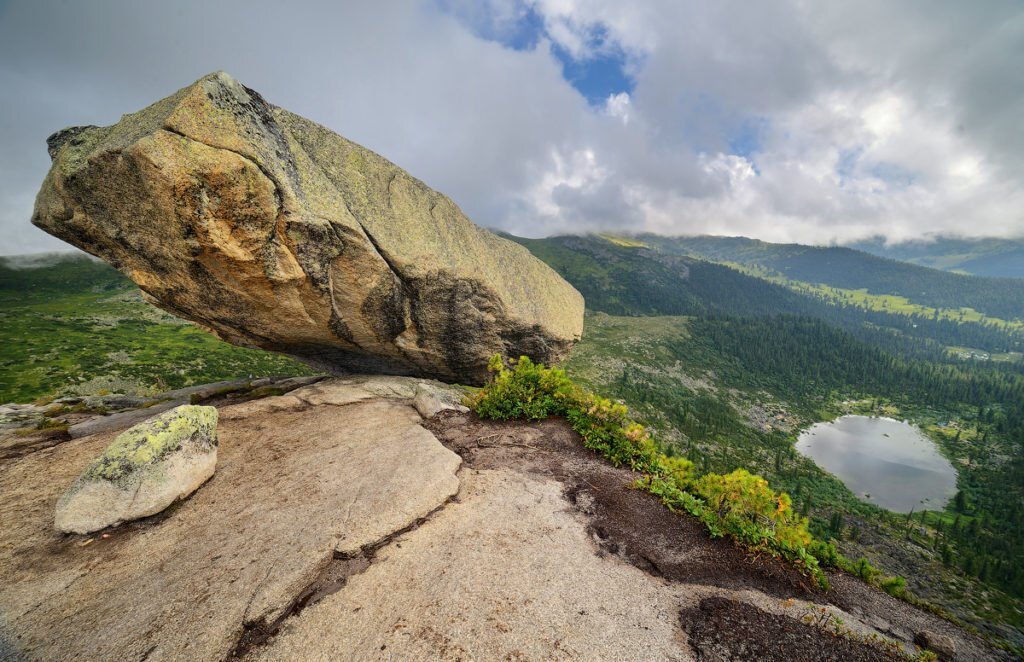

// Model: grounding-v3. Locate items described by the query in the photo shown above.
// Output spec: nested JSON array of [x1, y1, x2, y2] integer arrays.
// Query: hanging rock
[[33, 72, 584, 385]]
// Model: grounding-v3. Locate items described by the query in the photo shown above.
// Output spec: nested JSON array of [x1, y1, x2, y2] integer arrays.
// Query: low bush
[[693, 469, 824, 581], [847, 556, 883, 584], [807, 539, 842, 568], [470, 355, 575, 421], [880, 575, 907, 598]]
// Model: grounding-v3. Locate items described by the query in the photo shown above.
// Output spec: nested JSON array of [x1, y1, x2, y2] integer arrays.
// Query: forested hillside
[[849, 236, 1024, 279], [640, 234, 1024, 322], [508, 234, 1024, 358], [564, 311, 1024, 646]]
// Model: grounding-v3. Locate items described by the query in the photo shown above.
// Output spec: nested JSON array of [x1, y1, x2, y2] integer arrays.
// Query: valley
[[0, 255, 316, 404], [2, 238, 1022, 655], [564, 312, 1024, 651]]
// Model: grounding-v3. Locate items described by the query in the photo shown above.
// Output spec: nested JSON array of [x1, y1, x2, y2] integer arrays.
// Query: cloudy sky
[[1, 0, 1022, 254]]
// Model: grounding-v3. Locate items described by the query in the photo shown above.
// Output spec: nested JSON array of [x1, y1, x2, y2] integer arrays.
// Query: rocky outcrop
[[0, 378, 1007, 661], [915, 630, 956, 660], [32, 72, 584, 385], [1, 377, 465, 660], [54, 405, 218, 534]]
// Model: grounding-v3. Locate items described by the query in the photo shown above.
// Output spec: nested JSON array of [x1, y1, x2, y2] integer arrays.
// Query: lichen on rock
[[55, 405, 219, 534], [81, 405, 218, 484]]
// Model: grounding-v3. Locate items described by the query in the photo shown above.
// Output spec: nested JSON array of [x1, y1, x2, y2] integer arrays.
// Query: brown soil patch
[[680, 597, 888, 661]]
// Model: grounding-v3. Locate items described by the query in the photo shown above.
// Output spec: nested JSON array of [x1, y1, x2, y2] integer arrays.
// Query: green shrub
[[566, 393, 666, 472], [847, 556, 883, 583], [663, 455, 695, 487], [470, 355, 576, 420], [692, 469, 824, 585], [694, 470, 809, 548], [880, 575, 907, 597], [808, 539, 842, 568], [643, 474, 707, 518]]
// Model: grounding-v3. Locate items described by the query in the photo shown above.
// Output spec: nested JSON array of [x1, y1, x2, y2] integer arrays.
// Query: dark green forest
[[588, 315, 1024, 601], [697, 317, 1024, 600]]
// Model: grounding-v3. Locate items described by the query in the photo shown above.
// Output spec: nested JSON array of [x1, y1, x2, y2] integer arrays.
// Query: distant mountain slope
[[0, 252, 130, 300], [507, 234, 1022, 357], [638, 234, 1024, 322], [508, 235, 817, 317], [848, 237, 1024, 279]]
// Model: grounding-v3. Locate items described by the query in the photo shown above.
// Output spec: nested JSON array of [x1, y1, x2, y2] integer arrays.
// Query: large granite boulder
[[55, 405, 218, 534], [32, 72, 584, 385]]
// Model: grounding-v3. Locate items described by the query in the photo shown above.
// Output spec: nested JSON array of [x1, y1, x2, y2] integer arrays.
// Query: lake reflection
[[795, 415, 957, 513]]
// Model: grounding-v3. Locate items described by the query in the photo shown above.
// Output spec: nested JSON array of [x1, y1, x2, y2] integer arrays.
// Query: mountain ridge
[[848, 236, 1024, 279]]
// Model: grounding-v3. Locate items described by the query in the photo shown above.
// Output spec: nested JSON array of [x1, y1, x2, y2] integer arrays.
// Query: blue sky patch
[[727, 116, 768, 174], [550, 36, 634, 106], [727, 117, 768, 159], [438, 1, 634, 106], [836, 147, 863, 186], [434, 0, 544, 50], [869, 162, 916, 187], [492, 4, 546, 51], [836, 148, 915, 188]]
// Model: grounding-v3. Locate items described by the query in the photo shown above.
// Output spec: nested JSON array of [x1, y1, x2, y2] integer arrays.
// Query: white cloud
[[529, 148, 606, 217], [604, 91, 630, 124], [0, 0, 1021, 255]]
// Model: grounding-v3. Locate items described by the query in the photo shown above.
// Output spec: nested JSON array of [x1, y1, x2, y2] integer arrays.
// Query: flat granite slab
[[0, 378, 461, 661], [256, 468, 691, 661]]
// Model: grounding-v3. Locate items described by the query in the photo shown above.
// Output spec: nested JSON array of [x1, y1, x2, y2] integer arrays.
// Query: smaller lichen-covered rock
[[55, 405, 219, 534]]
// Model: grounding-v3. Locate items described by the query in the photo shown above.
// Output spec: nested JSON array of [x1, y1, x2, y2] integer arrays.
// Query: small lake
[[795, 415, 958, 513]]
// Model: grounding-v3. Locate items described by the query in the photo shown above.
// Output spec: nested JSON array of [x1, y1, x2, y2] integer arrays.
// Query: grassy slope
[[0, 254, 314, 403]]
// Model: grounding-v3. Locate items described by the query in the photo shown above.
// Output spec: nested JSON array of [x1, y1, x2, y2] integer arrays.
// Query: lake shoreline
[[796, 415, 958, 513]]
